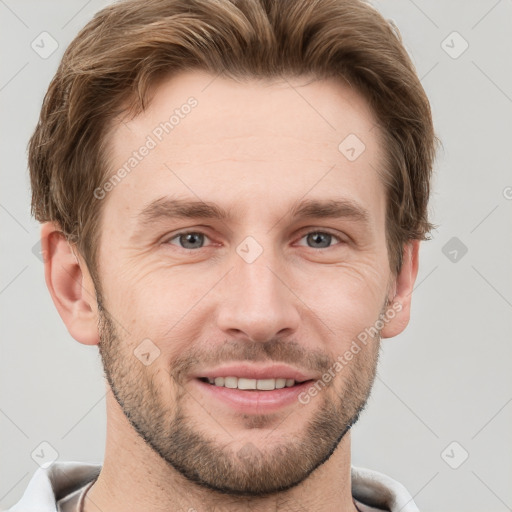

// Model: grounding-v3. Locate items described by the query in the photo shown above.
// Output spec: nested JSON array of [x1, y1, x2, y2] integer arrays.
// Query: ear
[[380, 240, 420, 339], [40, 222, 100, 346]]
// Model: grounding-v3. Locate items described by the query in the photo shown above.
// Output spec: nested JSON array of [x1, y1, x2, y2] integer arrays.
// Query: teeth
[[257, 379, 275, 390], [224, 376, 238, 389], [275, 378, 286, 389], [204, 376, 298, 390], [238, 378, 257, 390]]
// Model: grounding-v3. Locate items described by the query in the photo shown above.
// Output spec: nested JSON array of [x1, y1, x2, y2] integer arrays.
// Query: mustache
[[170, 338, 333, 383]]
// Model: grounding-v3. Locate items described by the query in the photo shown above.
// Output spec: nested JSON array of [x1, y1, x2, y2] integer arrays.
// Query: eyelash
[[164, 229, 346, 251]]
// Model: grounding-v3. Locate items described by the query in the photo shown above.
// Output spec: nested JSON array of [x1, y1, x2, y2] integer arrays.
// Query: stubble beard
[[96, 294, 381, 497]]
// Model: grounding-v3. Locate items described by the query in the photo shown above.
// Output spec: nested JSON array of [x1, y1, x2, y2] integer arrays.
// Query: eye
[[296, 230, 344, 249], [166, 231, 211, 250], [164, 229, 345, 251]]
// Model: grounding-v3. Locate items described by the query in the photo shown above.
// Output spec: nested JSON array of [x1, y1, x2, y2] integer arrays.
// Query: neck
[[84, 388, 359, 512]]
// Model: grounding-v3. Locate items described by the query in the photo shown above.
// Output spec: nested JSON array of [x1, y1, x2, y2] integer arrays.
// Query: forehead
[[102, 70, 386, 228], [112, 70, 381, 152]]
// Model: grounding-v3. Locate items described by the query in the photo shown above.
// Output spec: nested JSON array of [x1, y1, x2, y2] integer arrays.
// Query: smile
[[199, 376, 300, 390]]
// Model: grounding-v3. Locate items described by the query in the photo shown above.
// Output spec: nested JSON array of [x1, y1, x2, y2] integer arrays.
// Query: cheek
[[105, 258, 186, 318], [108, 265, 212, 356], [296, 261, 388, 347], [291, 237, 388, 296]]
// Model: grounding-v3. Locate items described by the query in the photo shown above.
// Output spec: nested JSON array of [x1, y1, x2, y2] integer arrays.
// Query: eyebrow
[[135, 196, 370, 230]]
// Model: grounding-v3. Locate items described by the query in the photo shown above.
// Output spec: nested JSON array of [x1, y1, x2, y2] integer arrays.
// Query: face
[[94, 70, 394, 496]]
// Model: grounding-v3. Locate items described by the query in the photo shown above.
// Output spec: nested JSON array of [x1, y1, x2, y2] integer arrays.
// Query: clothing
[[7, 461, 420, 512]]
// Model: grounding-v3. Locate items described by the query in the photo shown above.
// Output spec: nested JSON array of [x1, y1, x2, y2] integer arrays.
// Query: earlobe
[[380, 240, 420, 339], [41, 222, 100, 346]]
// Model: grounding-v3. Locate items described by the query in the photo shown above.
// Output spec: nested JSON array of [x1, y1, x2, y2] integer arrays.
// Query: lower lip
[[192, 379, 313, 414]]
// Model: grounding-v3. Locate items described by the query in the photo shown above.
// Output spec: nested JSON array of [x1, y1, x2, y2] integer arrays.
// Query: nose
[[215, 245, 300, 343]]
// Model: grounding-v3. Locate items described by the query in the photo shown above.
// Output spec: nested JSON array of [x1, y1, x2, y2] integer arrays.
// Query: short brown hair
[[29, 0, 439, 285]]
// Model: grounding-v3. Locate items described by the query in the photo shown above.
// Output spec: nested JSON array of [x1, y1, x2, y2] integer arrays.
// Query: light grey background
[[1, 1, 511, 511]]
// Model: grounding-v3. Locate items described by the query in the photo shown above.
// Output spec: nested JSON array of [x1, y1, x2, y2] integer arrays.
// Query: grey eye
[[305, 232, 334, 249], [168, 232, 208, 250]]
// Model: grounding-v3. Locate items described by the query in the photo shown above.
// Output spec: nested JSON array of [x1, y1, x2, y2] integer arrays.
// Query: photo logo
[[94, 97, 198, 200], [298, 301, 402, 405]]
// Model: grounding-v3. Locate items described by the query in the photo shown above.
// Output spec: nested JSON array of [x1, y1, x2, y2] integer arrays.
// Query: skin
[[42, 70, 420, 512]]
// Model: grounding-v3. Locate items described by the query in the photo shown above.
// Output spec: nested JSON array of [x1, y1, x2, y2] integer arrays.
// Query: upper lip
[[194, 363, 317, 383]]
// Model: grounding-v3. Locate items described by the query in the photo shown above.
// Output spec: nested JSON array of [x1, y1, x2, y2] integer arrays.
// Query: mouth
[[198, 376, 308, 390], [191, 365, 317, 414]]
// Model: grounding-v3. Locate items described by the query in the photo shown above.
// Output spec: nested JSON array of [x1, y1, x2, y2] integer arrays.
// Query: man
[[10, 0, 439, 510]]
